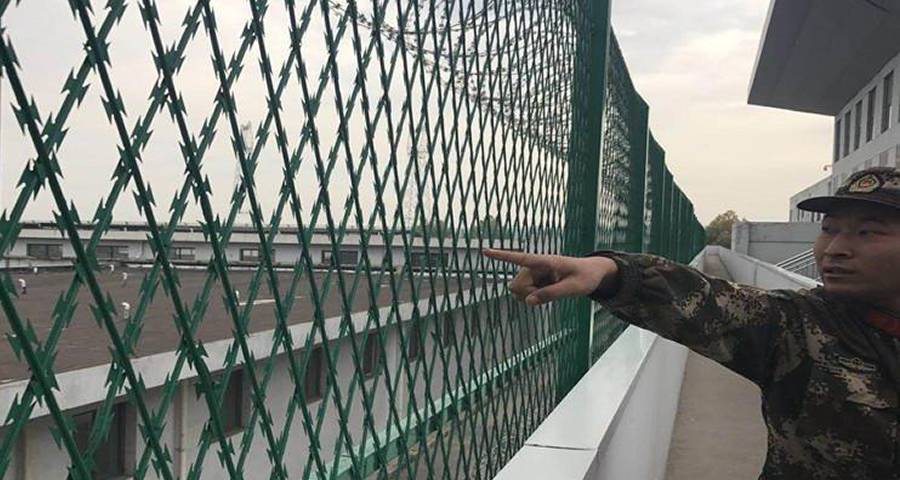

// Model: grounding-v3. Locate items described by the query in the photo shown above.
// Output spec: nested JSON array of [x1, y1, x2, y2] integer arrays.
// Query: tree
[[705, 210, 744, 248]]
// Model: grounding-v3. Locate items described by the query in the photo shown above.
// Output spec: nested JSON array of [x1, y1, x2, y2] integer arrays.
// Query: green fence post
[[645, 137, 664, 254], [661, 168, 674, 258], [626, 95, 650, 253], [560, 0, 612, 398]]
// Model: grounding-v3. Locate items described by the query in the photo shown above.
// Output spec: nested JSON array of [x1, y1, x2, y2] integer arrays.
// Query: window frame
[[239, 247, 260, 263], [883, 71, 894, 132], [407, 321, 422, 361], [833, 117, 841, 163], [362, 330, 382, 378], [26, 243, 63, 260], [442, 312, 455, 344], [843, 110, 852, 157], [171, 246, 196, 261], [218, 369, 247, 436], [854, 99, 863, 150], [303, 346, 325, 402], [321, 249, 358, 267], [95, 244, 130, 260], [866, 87, 877, 142], [72, 402, 134, 479]]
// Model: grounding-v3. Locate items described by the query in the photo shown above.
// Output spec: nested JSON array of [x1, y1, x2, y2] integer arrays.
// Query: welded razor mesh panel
[[596, 34, 635, 252], [0, 1, 703, 478]]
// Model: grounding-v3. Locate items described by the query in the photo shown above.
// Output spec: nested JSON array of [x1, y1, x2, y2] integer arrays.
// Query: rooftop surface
[[0, 266, 493, 383]]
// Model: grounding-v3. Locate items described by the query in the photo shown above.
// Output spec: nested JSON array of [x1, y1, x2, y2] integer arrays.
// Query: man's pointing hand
[[481, 248, 620, 306]]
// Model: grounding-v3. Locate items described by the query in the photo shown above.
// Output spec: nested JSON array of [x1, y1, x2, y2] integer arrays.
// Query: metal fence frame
[[0, 0, 704, 478]]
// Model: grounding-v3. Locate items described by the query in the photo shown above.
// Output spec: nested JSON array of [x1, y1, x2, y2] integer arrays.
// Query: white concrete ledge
[[708, 245, 820, 290], [495, 326, 688, 480]]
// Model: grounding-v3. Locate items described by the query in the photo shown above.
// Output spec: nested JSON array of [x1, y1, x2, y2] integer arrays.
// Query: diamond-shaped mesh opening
[[0, 1, 706, 478]]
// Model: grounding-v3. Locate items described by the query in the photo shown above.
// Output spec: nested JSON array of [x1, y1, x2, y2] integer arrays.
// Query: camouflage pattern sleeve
[[587, 251, 809, 388]]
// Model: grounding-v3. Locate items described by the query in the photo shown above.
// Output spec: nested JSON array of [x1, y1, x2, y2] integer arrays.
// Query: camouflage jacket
[[588, 252, 900, 480]]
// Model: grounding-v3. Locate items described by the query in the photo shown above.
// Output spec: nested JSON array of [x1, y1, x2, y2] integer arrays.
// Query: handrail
[[774, 248, 820, 282]]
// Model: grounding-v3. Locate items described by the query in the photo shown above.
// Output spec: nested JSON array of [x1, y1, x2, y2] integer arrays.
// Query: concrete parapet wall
[[731, 221, 820, 265], [494, 328, 689, 480], [710, 245, 820, 290]]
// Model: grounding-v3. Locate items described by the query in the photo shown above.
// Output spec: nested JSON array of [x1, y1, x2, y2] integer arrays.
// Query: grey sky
[[612, 0, 832, 224], [0, 0, 832, 229]]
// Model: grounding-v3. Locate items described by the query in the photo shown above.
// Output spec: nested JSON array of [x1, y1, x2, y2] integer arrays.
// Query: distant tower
[[234, 122, 254, 226]]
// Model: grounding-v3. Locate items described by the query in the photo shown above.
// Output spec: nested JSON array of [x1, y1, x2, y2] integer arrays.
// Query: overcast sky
[[611, 0, 832, 224], [0, 0, 833, 227]]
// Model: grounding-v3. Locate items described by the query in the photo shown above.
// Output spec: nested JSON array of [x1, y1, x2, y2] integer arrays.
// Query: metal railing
[[0, 1, 704, 478], [775, 249, 820, 281]]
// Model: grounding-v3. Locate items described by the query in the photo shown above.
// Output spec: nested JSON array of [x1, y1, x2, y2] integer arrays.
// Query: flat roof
[[749, 0, 900, 115], [0, 267, 491, 383]]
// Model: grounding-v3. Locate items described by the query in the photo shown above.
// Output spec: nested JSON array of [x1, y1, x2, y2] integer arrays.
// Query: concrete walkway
[[664, 253, 768, 479]]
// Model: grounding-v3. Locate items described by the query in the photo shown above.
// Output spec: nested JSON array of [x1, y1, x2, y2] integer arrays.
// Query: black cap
[[797, 167, 900, 214]]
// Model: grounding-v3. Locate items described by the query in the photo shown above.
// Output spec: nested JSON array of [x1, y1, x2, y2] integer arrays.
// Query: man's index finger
[[481, 248, 539, 267]]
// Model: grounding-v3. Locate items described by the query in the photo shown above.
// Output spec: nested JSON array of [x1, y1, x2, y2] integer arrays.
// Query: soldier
[[483, 166, 900, 479]]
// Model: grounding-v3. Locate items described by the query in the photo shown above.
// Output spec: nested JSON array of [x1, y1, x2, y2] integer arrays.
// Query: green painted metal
[[560, 0, 613, 398], [0, 1, 705, 478]]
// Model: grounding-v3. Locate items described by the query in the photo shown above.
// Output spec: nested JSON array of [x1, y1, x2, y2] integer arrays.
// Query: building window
[[362, 330, 382, 378], [73, 403, 133, 479], [442, 313, 455, 343], [843, 110, 851, 157], [409, 252, 426, 268], [321, 249, 358, 267], [219, 370, 245, 435], [240, 248, 259, 262], [833, 118, 841, 162], [883, 71, 894, 132], [407, 322, 422, 361], [854, 100, 863, 150], [171, 246, 196, 261], [26, 243, 62, 260], [304, 346, 324, 402], [96, 245, 129, 260], [410, 251, 445, 269], [867, 87, 876, 142]]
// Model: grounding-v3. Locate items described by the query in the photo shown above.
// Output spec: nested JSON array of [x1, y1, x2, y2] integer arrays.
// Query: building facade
[[2, 222, 501, 272], [748, 0, 900, 222]]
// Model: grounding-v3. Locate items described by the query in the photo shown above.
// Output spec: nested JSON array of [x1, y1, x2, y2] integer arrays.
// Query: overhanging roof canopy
[[749, 0, 900, 116]]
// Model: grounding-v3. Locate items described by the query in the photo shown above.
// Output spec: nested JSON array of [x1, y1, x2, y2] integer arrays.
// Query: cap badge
[[882, 176, 900, 191], [847, 173, 881, 193]]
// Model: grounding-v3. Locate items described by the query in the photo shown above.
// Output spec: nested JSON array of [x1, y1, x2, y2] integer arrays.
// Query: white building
[[2, 221, 508, 272], [0, 222, 524, 478], [748, 0, 900, 222]]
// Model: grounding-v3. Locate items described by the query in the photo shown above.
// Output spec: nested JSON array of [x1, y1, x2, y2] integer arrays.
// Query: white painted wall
[[712, 245, 819, 290], [494, 328, 688, 480], [731, 221, 820, 265], [2, 224, 501, 272]]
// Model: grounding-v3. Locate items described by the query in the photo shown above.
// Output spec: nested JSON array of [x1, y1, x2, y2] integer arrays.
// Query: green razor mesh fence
[[0, 0, 704, 478]]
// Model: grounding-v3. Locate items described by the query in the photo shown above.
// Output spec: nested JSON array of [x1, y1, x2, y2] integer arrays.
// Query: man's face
[[813, 203, 900, 306]]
